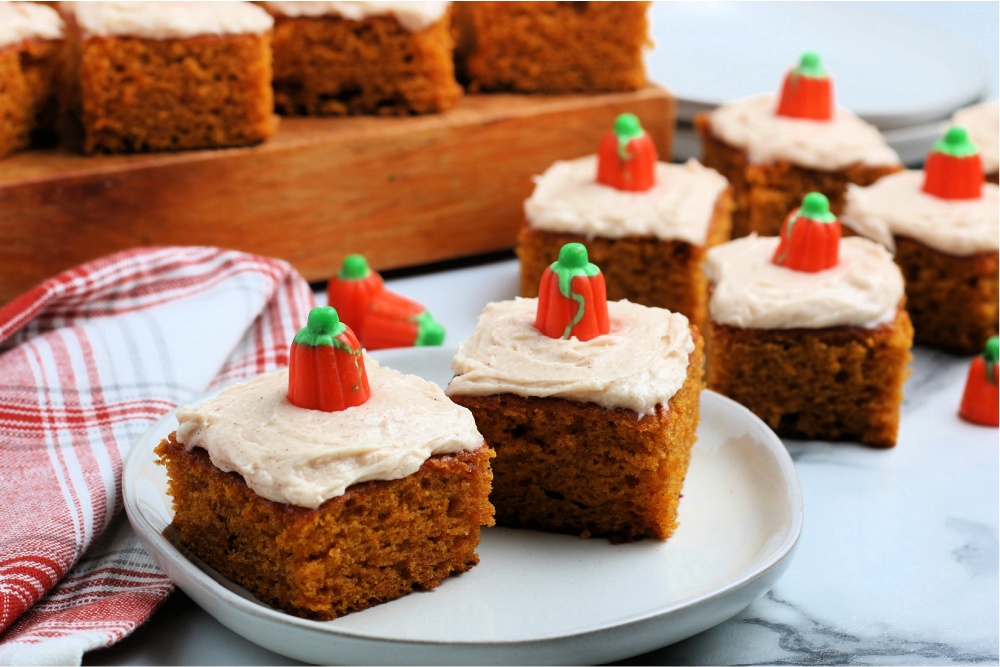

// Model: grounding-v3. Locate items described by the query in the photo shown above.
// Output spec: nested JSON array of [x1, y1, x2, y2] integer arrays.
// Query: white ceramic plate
[[648, 2, 989, 128], [123, 347, 803, 666]]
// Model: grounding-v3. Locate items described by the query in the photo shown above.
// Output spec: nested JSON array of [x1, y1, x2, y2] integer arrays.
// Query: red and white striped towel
[[0, 247, 315, 665]]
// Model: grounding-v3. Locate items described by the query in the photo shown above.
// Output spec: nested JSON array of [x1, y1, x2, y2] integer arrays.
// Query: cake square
[[157, 354, 494, 620], [263, 1, 462, 116], [841, 169, 999, 354], [517, 156, 732, 329], [0, 2, 64, 157], [703, 234, 913, 447], [447, 297, 703, 542], [69, 2, 278, 154], [456, 1, 650, 93]]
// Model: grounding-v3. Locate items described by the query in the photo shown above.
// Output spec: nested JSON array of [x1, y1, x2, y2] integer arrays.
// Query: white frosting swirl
[[0, 2, 64, 48], [524, 156, 728, 245], [705, 235, 904, 330], [263, 2, 448, 32], [446, 298, 695, 417], [950, 101, 999, 174], [841, 170, 999, 255], [175, 356, 484, 509], [74, 2, 273, 39], [707, 93, 900, 170]]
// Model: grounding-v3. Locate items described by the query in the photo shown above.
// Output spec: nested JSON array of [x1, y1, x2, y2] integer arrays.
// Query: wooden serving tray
[[0, 86, 674, 304]]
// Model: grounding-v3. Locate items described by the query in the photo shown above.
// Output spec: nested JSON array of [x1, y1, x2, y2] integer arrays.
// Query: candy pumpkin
[[772, 192, 841, 273], [327, 254, 445, 350], [776, 51, 833, 121], [535, 243, 610, 341], [288, 306, 370, 412], [922, 126, 983, 200], [596, 113, 657, 192], [959, 336, 999, 427]]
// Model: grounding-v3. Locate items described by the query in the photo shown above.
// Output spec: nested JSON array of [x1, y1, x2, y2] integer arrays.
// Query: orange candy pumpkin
[[959, 336, 999, 427], [922, 127, 984, 201], [776, 51, 833, 121], [772, 192, 841, 273], [288, 306, 370, 412], [596, 113, 657, 192], [535, 243, 610, 341]]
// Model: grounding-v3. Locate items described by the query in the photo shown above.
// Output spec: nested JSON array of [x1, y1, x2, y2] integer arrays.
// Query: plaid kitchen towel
[[0, 246, 315, 665]]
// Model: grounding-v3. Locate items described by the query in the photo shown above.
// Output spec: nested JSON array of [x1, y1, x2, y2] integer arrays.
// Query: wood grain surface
[[0, 87, 675, 304]]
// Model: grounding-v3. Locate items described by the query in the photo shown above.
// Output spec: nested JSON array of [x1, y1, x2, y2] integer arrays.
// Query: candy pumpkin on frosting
[[923, 126, 983, 200], [772, 192, 841, 273], [288, 306, 370, 412], [776, 51, 833, 121], [596, 113, 657, 192], [535, 243, 610, 341]]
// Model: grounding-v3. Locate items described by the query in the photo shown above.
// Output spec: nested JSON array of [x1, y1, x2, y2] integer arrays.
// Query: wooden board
[[0, 86, 674, 304]]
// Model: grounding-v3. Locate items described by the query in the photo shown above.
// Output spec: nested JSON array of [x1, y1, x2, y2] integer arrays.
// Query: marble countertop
[[85, 256, 998, 666]]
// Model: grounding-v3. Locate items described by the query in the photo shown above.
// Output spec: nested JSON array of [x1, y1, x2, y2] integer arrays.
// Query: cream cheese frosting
[[841, 170, 999, 256], [704, 235, 904, 330], [446, 298, 694, 417], [0, 2, 64, 48], [74, 2, 273, 39], [950, 101, 999, 174], [175, 355, 483, 509], [263, 2, 448, 32], [524, 156, 728, 245], [707, 93, 900, 170]]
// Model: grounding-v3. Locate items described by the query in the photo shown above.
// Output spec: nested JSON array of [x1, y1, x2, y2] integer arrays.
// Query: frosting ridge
[[263, 2, 448, 31], [705, 235, 904, 329], [446, 298, 694, 417], [74, 2, 274, 39], [176, 356, 484, 509], [0, 2, 64, 48], [707, 93, 900, 170], [524, 156, 728, 245]]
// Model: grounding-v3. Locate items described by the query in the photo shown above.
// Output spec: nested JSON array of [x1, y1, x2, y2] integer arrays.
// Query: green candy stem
[[413, 311, 446, 347], [932, 126, 979, 158], [794, 51, 828, 78], [614, 113, 645, 161], [550, 243, 600, 339], [799, 192, 836, 222], [293, 306, 353, 353], [985, 336, 998, 385], [337, 254, 371, 280]]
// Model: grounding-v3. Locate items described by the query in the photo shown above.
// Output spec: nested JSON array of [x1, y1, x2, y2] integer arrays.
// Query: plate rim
[[123, 349, 803, 657]]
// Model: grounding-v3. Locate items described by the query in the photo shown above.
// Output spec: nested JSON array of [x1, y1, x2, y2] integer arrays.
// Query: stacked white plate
[[646, 2, 992, 166]]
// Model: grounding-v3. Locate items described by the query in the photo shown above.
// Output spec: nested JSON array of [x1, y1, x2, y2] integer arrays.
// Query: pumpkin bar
[[704, 193, 913, 447], [158, 307, 494, 620], [518, 114, 732, 330], [67, 1, 278, 154], [455, 1, 650, 93], [696, 52, 901, 238], [448, 244, 703, 542], [0, 1, 64, 157], [841, 127, 999, 354], [262, 1, 461, 116]]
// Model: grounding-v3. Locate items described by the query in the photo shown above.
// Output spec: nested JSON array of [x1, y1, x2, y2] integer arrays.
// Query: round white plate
[[648, 2, 989, 128], [123, 347, 803, 666]]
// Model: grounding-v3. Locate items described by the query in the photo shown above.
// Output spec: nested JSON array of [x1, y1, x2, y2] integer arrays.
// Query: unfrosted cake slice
[[455, 1, 650, 93], [518, 114, 731, 329], [263, 1, 461, 116], [704, 193, 912, 447], [157, 307, 494, 620], [0, 1, 64, 157], [448, 243, 702, 542], [68, 1, 278, 154], [696, 52, 901, 238], [841, 127, 999, 354]]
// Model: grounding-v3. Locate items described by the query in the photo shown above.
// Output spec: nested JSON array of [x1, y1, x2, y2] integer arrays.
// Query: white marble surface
[[85, 256, 998, 666]]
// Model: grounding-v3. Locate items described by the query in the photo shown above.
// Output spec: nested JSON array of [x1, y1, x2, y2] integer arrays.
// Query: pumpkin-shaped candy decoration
[[959, 336, 999, 427], [776, 51, 833, 121], [288, 306, 370, 412], [772, 192, 841, 273], [362, 289, 446, 351], [327, 254, 385, 342], [535, 242, 610, 342], [922, 126, 983, 200], [596, 113, 657, 192], [326, 253, 446, 351]]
